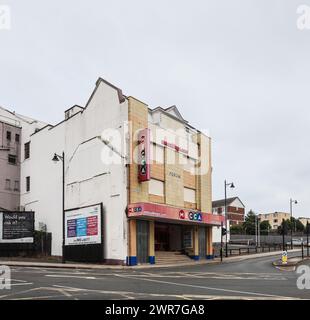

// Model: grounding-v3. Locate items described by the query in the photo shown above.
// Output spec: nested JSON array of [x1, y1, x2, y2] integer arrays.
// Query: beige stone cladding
[[128, 99, 212, 214], [128, 96, 149, 203]]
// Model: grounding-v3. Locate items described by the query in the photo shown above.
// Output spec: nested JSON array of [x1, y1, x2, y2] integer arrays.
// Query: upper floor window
[[26, 176, 30, 192], [8, 154, 17, 165], [5, 179, 11, 190], [14, 180, 19, 192], [184, 187, 196, 203], [6, 131, 11, 141], [149, 179, 164, 197], [151, 143, 164, 164], [15, 134, 20, 143], [183, 156, 196, 174], [24, 142, 30, 159]]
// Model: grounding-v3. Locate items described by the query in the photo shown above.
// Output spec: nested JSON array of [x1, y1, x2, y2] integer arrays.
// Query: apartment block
[[212, 197, 245, 226], [0, 107, 46, 211], [258, 212, 291, 230]]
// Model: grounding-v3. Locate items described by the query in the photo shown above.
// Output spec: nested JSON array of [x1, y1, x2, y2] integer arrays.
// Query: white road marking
[[11, 278, 32, 283], [45, 275, 97, 280], [116, 271, 287, 281], [1, 286, 79, 300], [10, 282, 33, 286], [52, 285, 297, 300], [114, 274, 298, 299]]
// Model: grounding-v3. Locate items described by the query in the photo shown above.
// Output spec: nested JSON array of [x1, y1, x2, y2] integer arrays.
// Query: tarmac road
[[0, 252, 309, 300]]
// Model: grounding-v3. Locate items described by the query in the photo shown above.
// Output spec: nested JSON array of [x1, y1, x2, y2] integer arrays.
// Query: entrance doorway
[[154, 222, 182, 252]]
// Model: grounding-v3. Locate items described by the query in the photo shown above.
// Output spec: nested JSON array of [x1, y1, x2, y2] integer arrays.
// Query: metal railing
[[219, 243, 310, 259], [219, 243, 298, 259]]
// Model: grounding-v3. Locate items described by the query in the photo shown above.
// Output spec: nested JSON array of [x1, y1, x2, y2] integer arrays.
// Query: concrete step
[[156, 258, 191, 262], [155, 251, 192, 264], [155, 256, 190, 260], [155, 251, 184, 255]]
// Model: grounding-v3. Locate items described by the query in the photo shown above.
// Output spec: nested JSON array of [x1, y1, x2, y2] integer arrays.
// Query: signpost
[[281, 251, 288, 265]]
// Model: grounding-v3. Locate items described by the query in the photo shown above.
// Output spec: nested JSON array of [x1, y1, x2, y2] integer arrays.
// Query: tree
[[230, 224, 244, 235], [290, 218, 304, 233], [260, 220, 271, 235], [282, 218, 304, 233], [278, 219, 289, 235], [243, 210, 257, 235]]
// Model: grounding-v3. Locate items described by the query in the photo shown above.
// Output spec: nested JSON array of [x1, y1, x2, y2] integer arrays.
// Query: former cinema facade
[[1, 77, 224, 265]]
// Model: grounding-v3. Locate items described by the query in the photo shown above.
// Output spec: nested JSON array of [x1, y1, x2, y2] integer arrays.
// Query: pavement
[[0, 250, 309, 300], [0, 249, 302, 270]]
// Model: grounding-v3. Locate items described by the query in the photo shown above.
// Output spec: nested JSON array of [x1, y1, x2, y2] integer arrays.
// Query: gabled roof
[[88, 77, 126, 105], [165, 105, 187, 123], [150, 105, 188, 124], [212, 197, 245, 208]]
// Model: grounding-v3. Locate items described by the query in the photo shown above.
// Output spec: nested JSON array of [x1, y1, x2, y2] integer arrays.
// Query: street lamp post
[[290, 198, 298, 249], [52, 152, 65, 264], [224, 180, 235, 258], [220, 221, 223, 262], [307, 221, 309, 258], [255, 215, 260, 248]]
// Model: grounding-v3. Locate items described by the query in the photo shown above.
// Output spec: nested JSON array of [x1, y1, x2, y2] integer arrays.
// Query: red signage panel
[[138, 129, 150, 182], [127, 203, 224, 226]]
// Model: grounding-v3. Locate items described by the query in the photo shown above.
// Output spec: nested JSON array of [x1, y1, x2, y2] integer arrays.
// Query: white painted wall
[[20, 80, 129, 262], [212, 221, 230, 243], [230, 198, 245, 209]]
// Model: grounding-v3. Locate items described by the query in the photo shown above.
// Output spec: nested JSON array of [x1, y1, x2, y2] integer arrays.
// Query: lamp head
[[230, 183, 235, 189], [52, 153, 59, 162]]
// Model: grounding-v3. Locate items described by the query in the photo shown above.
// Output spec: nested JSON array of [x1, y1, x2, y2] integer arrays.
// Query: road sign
[[282, 251, 288, 264]]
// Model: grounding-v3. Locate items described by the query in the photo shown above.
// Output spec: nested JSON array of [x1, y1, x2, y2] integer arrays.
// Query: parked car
[[286, 238, 306, 246]]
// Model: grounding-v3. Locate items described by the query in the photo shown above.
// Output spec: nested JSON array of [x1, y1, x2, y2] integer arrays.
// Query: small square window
[[8, 154, 17, 165]]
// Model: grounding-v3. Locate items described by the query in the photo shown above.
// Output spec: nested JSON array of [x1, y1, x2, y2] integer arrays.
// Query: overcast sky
[[1, 0, 309, 218]]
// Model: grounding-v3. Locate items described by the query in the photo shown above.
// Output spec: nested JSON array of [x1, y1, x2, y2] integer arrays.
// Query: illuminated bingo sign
[[128, 205, 143, 214], [179, 209, 202, 222], [138, 128, 150, 182], [188, 211, 202, 222]]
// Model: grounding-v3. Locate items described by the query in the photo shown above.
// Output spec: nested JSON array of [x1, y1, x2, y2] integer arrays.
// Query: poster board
[[0, 211, 34, 243], [65, 204, 102, 246]]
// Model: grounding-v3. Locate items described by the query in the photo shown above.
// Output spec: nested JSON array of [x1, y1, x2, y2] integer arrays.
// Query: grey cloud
[[0, 0, 309, 217]]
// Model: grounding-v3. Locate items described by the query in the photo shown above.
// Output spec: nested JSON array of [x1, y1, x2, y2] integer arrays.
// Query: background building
[[0, 106, 46, 211], [258, 212, 291, 230], [212, 197, 245, 226]]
